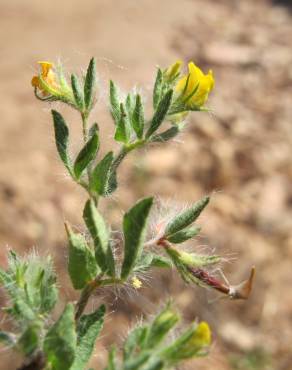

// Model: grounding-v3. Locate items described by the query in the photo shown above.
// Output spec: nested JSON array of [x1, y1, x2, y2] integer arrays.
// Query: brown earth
[[0, 0, 292, 369]]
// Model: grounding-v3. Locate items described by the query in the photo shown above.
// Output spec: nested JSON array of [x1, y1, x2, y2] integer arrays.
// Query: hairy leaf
[[84, 58, 96, 110], [150, 255, 173, 268], [74, 131, 99, 179], [121, 197, 153, 279], [153, 68, 163, 110], [83, 200, 115, 276], [90, 151, 114, 196], [104, 347, 118, 370], [0, 331, 15, 346], [18, 324, 40, 356], [150, 125, 179, 143], [132, 94, 144, 139], [109, 80, 120, 125], [164, 196, 210, 236], [66, 223, 98, 290], [71, 74, 84, 110], [114, 103, 131, 143], [167, 226, 201, 244], [52, 110, 72, 174], [146, 90, 173, 138], [44, 304, 77, 370], [71, 305, 105, 370]]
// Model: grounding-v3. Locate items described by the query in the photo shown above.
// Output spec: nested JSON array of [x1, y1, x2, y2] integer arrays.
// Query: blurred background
[[0, 0, 292, 369]]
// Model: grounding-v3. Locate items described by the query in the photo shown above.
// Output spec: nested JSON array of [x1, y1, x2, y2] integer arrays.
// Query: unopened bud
[[161, 321, 211, 365]]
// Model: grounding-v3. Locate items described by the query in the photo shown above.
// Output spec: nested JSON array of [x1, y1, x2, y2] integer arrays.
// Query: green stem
[[112, 140, 145, 173], [75, 277, 123, 321], [74, 138, 146, 322], [75, 279, 99, 321], [81, 112, 89, 144], [80, 112, 99, 204]]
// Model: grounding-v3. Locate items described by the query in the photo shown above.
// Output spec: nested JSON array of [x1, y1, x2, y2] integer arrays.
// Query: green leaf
[[39, 268, 58, 314], [134, 254, 172, 272], [140, 358, 165, 370], [0, 267, 12, 286], [31, 258, 58, 314], [109, 80, 120, 125], [123, 326, 148, 360], [145, 305, 179, 349], [114, 103, 131, 143], [150, 125, 180, 143], [13, 298, 36, 321], [66, 223, 98, 290], [104, 346, 118, 370], [153, 68, 163, 110], [124, 353, 151, 370], [134, 253, 154, 272], [125, 93, 135, 119], [167, 226, 201, 244], [52, 110, 72, 174], [18, 324, 40, 355], [74, 131, 99, 179], [150, 255, 173, 268], [121, 197, 153, 279], [132, 94, 144, 139], [71, 74, 84, 110], [84, 58, 96, 110], [8, 254, 58, 316], [146, 90, 173, 138], [71, 305, 105, 370], [83, 200, 115, 276], [0, 331, 15, 346], [44, 304, 77, 370], [90, 151, 114, 196], [164, 196, 210, 236], [107, 167, 118, 195], [89, 122, 99, 138]]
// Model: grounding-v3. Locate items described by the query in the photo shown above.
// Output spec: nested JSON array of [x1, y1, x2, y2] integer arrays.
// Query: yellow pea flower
[[175, 321, 211, 359], [31, 61, 60, 96], [189, 321, 211, 348], [175, 62, 214, 108]]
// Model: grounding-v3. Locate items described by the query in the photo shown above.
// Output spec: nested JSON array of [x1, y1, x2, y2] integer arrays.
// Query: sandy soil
[[0, 0, 292, 369]]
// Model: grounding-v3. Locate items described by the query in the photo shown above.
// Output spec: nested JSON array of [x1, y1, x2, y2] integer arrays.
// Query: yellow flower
[[31, 61, 59, 96], [164, 60, 183, 81], [175, 321, 211, 359], [189, 322, 211, 348], [175, 62, 214, 108], [131, 276, 142, 289]]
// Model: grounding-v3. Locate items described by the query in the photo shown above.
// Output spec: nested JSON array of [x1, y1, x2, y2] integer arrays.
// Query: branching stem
[[74, 276, 123, 322]]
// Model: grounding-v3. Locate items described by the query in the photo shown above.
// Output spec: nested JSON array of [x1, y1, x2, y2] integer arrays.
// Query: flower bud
[[166, 244, 221, 269], [163, 60, 183, 82], [161, 321, 211, 365], [145, 305, 180, 349], [31, 61, 74, 105]]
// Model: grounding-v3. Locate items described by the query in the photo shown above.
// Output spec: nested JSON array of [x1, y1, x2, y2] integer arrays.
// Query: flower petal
[[31, 76, 40, 88], [38, 61, 53, 77]]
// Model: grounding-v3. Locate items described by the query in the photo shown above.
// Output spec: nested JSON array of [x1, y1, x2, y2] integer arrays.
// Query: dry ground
[[0, 0, 291, 369]]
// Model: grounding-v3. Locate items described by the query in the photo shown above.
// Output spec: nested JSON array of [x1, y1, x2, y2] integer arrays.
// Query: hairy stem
[[75, 276, 123, 321], [112, 139, 145, 175], [75, 278, 100, 321], [80, 112, 99, 204], [81, 112, 89, 144]]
